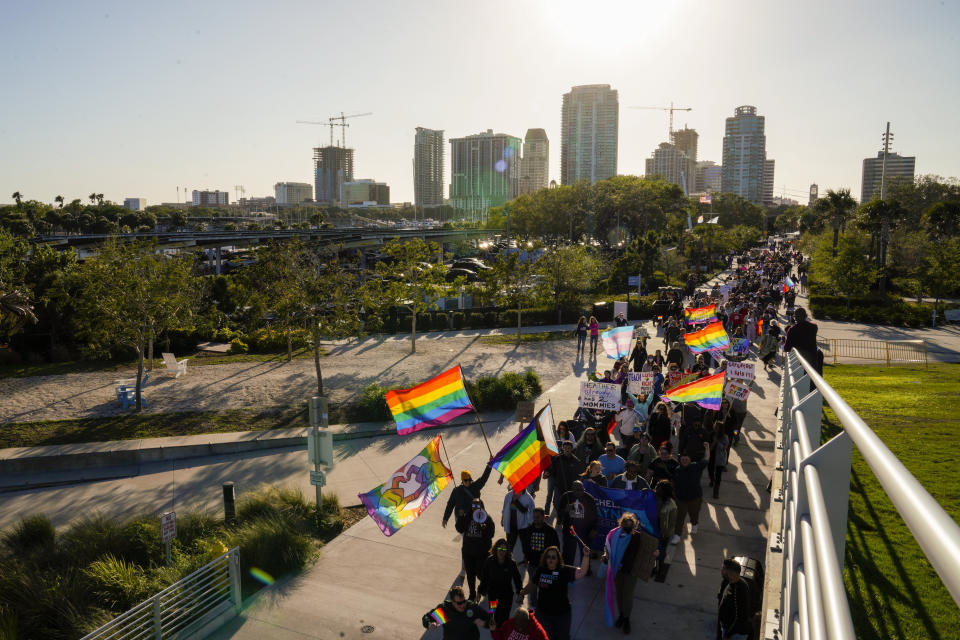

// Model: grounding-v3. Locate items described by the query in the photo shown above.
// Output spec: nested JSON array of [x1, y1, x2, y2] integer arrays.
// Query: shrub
[[483, 311, 498, 327], [83, 554, 154, 611], [245, 327, 309, 353], [228, 517, 313, 590], [416, 313, 431, 332], [466, 370, 542, 411], [3, 515, 55, 556], [358, 383, 392, 421], [436, 312, 448, 330], [164, 328, 200, 354], [237, 486, 314, 526], [364, 315, 385, 334], [229, 338, 248, 354], [60, 515, 128, 567], [398, 315, 413, 333], [467, 312, 483, 328], [500, 310, 518, 327], [452, 312, 465, 330]]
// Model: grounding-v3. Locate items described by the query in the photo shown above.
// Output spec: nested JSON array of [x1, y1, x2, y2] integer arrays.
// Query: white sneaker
[[691, 525, 698, 534], [669, 534, 680, 545]]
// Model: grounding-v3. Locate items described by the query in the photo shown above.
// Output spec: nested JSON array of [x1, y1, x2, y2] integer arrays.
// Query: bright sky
[[2, 0, 957, 207]]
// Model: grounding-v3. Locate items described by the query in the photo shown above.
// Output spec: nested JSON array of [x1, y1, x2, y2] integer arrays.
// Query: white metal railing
[[767, 351, 960, 640], [80, 547, 241, 640], [819, 338, 928, 366]]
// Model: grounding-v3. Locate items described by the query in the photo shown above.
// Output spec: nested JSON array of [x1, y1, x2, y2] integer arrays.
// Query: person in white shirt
[[616, 399, 640, 452]]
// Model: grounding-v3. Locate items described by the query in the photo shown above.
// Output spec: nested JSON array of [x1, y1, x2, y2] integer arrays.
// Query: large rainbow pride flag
[[489, 404, 558, 493], [684, 322, 730, 353], [385, 365, 474, 435], [684, 304, 717, 325], [601, 325, 634, 360], [358, 434, 453, 537], [661, 370, 725, 410]]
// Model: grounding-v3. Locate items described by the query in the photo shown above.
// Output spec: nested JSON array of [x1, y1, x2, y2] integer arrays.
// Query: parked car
[[445, 267, 478, 283]]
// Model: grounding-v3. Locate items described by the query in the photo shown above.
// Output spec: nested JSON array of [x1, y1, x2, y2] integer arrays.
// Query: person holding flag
[[601, 513, 659, 634], [422, 585, 494, 638], [442, 465, 493, 533], [478, 537, 523, 628]]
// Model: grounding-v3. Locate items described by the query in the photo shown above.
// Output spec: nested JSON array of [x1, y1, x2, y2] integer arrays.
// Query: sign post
[[160, 511, 176, 566], [308, 396, 334, 526]]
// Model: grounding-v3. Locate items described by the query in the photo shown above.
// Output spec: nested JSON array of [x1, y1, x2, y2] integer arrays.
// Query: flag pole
[[438, 434, 458, 487], [473, 409, 494, 458]]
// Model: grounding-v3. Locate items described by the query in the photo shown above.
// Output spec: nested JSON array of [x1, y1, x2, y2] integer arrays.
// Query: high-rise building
[[861, 151, 915, 203], [696, 161, 722, 193], [449, 130, 521, 219], [274, 182, 313, 205], [123, 198, 146, 211], [763, 159, 776, 205], [192, 190, 229, 206], [313, 146, 354, 206], [809, 183, 819, 206], [519, 128, 549, 195], [645, 143, 689, 191], [560, 84, 619, 185], [670, 127, 698, 195], [721, 105, 767, 205], [413, 127, 445, 208], [343, 179, 390, 205]]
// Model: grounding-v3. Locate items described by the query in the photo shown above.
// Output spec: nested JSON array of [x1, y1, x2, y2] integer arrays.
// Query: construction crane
[[296, 120, 337, 146], [328, 111, 372, 148], [629, 102, 692, 136]]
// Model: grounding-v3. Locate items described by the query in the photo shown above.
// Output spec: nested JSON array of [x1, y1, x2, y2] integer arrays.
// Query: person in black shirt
[[462, 499, 495, 601], [443, 465, 494, 533], [646, 442, 679, 487], [518, 508, 560, 607], [478, 537, 523, 628], [517, 544, 590, 640], [422, 585, 493, 639], [717, 558, 751, 639]]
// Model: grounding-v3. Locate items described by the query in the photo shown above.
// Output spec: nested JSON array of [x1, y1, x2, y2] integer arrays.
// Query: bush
[[358, 383, 392, 421], [500, 310, 518, 327], [228, 518, 313, 590], [364, 315, 385, 334], [164, 328, 200, 354], [246, 327, 309, 353], [398, 315, 413, 333], [466, 370, 542, 411], [452, 312, 465, 330], [436, 312, 448, 330], [483, 311, 498, 327], [229, 338, 248, 354], [3, 515, 55, 556], [237, 486, 314, 525], [83, 554, 155, 611]]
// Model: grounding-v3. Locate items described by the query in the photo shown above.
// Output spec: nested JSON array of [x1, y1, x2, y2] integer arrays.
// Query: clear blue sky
[[2, 0, 957, 207]]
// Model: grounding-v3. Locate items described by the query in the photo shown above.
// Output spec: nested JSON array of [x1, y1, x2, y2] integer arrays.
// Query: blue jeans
[[538, 610, 571, 640], [576, 333, 586, 352], [589, 335, 598, 354]]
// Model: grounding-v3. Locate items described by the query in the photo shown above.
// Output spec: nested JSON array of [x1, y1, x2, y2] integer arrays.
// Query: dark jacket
[[549, 452, 585, 494], [557, 489, 598, 539], [478, 555, 522, 598], [573, 434, 602, 465], [647, 412, 671, 445], [462, 513, 495, 556], [647, 456, 679, 484], [519, 523, 560, 566], [609, 473, 651, 491], [717, 577, 752, 635], [443, 465, 493, 531], [674, 460, 708, 500], [784, 320, 818, 364], [422, 600, 489, 639]]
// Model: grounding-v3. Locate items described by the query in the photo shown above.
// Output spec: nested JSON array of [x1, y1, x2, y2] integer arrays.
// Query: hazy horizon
[[2, 0, 958, 208]]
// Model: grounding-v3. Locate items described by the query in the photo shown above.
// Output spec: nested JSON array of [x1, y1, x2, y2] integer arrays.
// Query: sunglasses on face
[[496, 547, 507, 552], [452, 599, 466, 605]]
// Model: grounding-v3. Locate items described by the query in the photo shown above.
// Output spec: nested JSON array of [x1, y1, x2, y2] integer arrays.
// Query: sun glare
[[543, 0, 671, 54]]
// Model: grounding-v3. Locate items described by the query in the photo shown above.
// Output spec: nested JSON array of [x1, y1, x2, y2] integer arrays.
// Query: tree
[[0, 230, 35, 343], [609, 231, 662, 292], [74, 239, 197, 410], [536, 244, 602, 322], [920, 238, 960, 322], [922, 201, 960, 239], [812, 232, 877, 310], [88, 193, 97, 205], [813, 189, 856, 257], [54, 195, 64, 209], [244, 240, 307, 362], [364, 238, 449, 353], [11, 192, 22, 206], [478, 252, 540, 344]]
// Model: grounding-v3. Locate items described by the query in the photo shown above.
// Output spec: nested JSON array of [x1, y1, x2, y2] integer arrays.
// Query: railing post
[[885, 341, 890, 365], [801, 432, 853, 570], [229, 549, 242, 613], [153, 594, 162, 640], [832, 338, 838, 364]]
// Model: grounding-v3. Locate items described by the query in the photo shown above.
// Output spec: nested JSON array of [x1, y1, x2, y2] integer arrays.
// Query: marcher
[[783, 307, 819, 374], [609, 460, 651, 491], [580, 460, 608, 487], [502, 487, 535, 555], [626, 433, 658, 478], [491, 607, 548, 640], [602, 513, 658, 634], [557, 480, 598, 566], [717, 558, 752, 639], [599, 441, 626, 482], [462, 499, 495, 601], [422, 586, 493, 639], [543, 441, 584, 515], [654, 480, 677, 580], [589, 316, 600, 357], [443, 465, 493, 532], [614, 399, 639, 452], [647, 441, 679, 486], [478, 538, 523, 628], [708, 424, 730, 500], [517, 544, 590, 640], [672, 445, 710, 543], [575, 316, 588, 357], [573, 427, 602, 464]]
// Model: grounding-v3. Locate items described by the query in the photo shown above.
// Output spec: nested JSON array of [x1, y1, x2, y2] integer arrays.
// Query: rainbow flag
[[385, 365, 474, 435], [429, 606, 448, 625], [601, 325, 633, 360], [684, 304, 717, 325], [684, 322, 730, 353], [358, 435, 453, 537], [487, 599, 499, 614], [662, 371, 725, 410], [489, 404, 557, 493]]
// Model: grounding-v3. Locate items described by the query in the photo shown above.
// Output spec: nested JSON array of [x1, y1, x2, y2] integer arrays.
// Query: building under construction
[[313, 146, 354, 206]]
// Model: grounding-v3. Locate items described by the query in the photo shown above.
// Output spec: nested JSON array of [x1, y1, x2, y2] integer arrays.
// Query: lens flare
[[495, 159, 507, 173], [249, 567, 275, 585]]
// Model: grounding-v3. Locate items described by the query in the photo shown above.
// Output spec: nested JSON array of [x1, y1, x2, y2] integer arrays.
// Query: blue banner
[[583, 482, 660, 549]]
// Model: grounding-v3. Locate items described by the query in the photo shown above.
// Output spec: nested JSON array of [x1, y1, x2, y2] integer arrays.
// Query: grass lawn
[[0, 347, 321, 379], [822, 363, 960, 640], [0, 406, 309, 449], [480, 331, 571, 345]]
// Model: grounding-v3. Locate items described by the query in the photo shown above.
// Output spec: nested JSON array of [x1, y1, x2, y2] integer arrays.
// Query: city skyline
[[1, 1, 957, 208]]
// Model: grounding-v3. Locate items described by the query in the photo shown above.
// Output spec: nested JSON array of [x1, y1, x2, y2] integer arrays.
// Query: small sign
[[944, 309, 960, 323], [726, 361, 755, 382], [578, 382, 621, 411], [310, 470, 326, 487], [628, 275, 639, 286], [516, 400, 535, 423], [160, 512, 176, 544], [626, 372, 655, 395], [666, 371, 682, 389], [724, 380, 751, 402]]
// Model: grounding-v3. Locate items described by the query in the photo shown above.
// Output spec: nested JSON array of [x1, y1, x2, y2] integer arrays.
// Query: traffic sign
[[160, 512, 176, 544], [310, 470, 326, 487]]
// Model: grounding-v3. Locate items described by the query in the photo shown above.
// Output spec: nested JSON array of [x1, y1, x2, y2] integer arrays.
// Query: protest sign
[[626, 372, 655, 395], [579, 382, 621, 411], [726, 361, 755, 382], [583, 483, 659, 549], [666, 371, 682, 389], [724, 380, 751, 402]]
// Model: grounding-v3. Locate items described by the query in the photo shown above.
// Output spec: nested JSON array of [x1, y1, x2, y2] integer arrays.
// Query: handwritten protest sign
[[627, 372, 655, 395], [579, 382, 621, 411], [726, 361, 755, 382], [666, 371, 682, 389], [724, 380, 751, 402]]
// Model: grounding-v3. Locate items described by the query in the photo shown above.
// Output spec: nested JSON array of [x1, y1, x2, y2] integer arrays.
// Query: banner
[[730, 338, 751, 355], [666, 371, 682, 389], [724, 380, 751, 402], [626, 372, 654, 395], [725, 361, 755, 382], [579, 382, 621, 411], [583, 482, 660, 549], [358, 435, 452, 537]]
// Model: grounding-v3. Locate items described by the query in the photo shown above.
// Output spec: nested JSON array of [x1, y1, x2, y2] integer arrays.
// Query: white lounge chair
[[161, 352, 189, 378]]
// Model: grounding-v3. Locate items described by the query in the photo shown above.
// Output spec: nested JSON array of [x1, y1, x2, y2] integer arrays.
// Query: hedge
[[809, 294, 957, 326]]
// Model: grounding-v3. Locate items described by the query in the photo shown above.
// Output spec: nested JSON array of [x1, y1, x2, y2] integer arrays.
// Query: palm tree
[[54, 195, 64, 209], [11, 192, 22, 206], [814, 189, 856, 257], [89, 193, 98, 205], [0, 289, 37, 329], [96, 193, 104, 205]]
